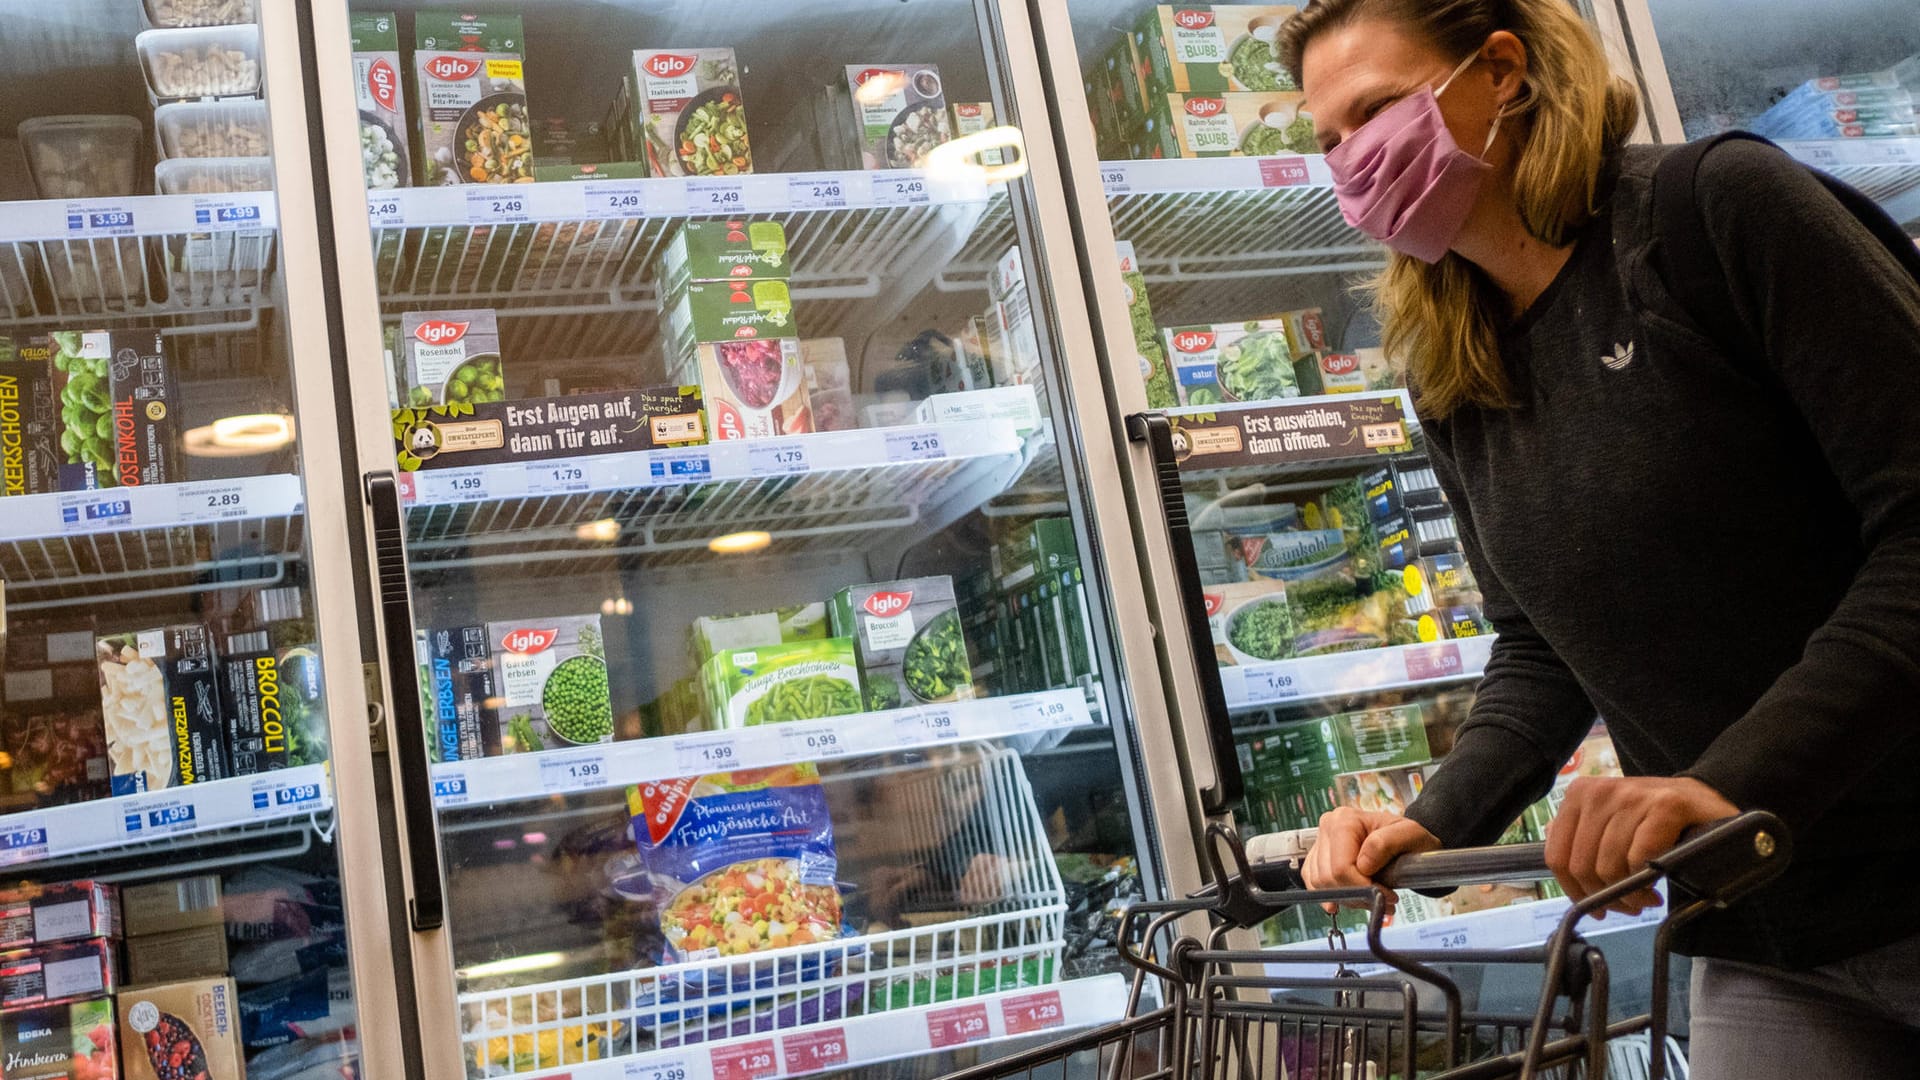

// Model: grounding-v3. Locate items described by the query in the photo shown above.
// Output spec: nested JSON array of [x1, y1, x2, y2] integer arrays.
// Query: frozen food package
[[1163, 92, 1315, 157], [154, 100, 271, 160], [486, 616, 613, 753], [96, 627, 218, 794], [17, 116, 144, 200], [1133, 5, 1302, 93], [830, 577, 972, 710], [658, 219, 789, 297], [413, 12, 532, 185], [118, 978, 244, 1080], [0, 341, 62, 496], [0, 998, 118, 1080], [689, 604, 829, 665], [46, 330, 179, 490], [0, 880, 119, 952], [947, 101, 1003, 164], [802, 338, 854, 432], [0, 939, 117, 1010], [143, 0, 256, 28], [626, 764, 842, 961], [350, 12, 410, 190], [845, 64, 951, 169], [1204, 579, 1292, 665], [632, 49, 750, 177], [136, 25, 263, 100], [398, 309, 503, 407], [1163, 319, 1300, 405], [701, 639, 863, 728]]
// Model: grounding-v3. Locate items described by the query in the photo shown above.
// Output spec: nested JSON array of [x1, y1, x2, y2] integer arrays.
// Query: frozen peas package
[[626, 765, 842, 962]]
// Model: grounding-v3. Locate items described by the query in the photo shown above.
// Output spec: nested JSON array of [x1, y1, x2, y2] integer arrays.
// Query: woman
[[1277, 2, 1920, 1076]]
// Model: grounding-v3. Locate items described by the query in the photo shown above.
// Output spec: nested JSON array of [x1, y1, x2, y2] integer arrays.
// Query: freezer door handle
[[365, 471, 447, 931], [1127, 413, 1243, 815]]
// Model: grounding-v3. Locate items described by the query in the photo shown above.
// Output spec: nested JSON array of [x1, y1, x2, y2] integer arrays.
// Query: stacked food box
[[953, 517, 1100, 701], [0, 329, 181, 495], [1749, 53, 1919, 141], [659, 220, 812, 440], [415, 613, 615, 759], [0, 880, 122, 1079], [1083, 5, 1319, 160]]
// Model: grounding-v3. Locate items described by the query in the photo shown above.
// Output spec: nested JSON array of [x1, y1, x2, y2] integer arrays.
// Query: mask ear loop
[[1481, 80, 1535, 154]]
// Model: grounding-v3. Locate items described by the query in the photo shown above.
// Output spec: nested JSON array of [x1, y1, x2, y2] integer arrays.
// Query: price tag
[[687, 178, 747, 212], [187, 483, 249, 521], [926, 1003, 992, 1049], [438, 471, 490, 500], [874, 174, 931, 206], [541, 751, 610, 793], [622, 1057, 689, 1080], [0, 820, 50, 868], [466, 189, 530, 224], [586, 182, 648, 219], [1258, 155, 1314, 187], [649, 452, 712, 484], [271, 780, 325, 809], [1416, 923, 1472, 950], [431, 773, 470, 806], [1011, 694, 1071, 731], [1242, 665, 1300, 702], [895, 706, 959, 745], [710, 1039, 778, 1080], [59, 493, 134, 533], [780, 723, 848, 760], [781, 1027, 849, 1075], [674, 735, 740, 774], [193, 197, 268, 231], [747, 441, 809, 477], [130, 802, 199, 838], [527, 460, 591, 495], [1404, 642, 1464, 682], [788, 175, 850, 210], [1000, 991, 1065, 1036], [1099, 163, 1133, 195], [66, 204, 136, 237], [367, 194, 405, 227], [1361, 421, 1408, 449], [884, 429, 944, 463]]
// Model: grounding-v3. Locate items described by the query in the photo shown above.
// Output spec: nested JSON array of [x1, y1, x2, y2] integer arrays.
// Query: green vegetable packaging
[[48, 330, 179, 490], [701, 639, 863, 729], [831, 576, 974, 709], [487, 616, 613, 751]]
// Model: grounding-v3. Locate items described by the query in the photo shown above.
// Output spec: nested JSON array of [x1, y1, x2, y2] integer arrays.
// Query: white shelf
[[399, 421, 1021, 508], [0, 192, 279, 245], [0, 764, 332, 871], [0, 473, 304, 543], [1225, 636, 1494, 711], [369, 170, 993, 231], [431, 687, 1092, 808], [1099, 154, 1335, 197]]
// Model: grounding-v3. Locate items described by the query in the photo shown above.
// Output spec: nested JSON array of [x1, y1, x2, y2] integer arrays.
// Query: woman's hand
[[1304, 808, 1443, 912], [1544, 775, 1738, 916]]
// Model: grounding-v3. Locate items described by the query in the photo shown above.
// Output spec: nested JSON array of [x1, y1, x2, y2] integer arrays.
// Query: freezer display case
[[1036, 0, 1670, 977], [1627, 0, 1920, 229], [307, 3, 1194, 1077], [0, 3, 397, 1080]]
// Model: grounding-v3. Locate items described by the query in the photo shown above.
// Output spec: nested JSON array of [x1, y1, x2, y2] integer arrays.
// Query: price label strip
[[126, 802, 199, 838], [709, 1039, 778, 1080], [894, 706, 960, 745], [431, 773, 471, 806], [270, 780, 325, 811], [781, 1027, 849, 1076], [747, 441, 809, 477], [188, 483, 250, 521], [585, 182, 648, 219], [1416, 922, 1473, 950], [368, 194, 405, 228], [1000, 991, 1065, 1036], [66, 204, 136, 237], [787, 174, 852, 211], [466, 189, 530, 225], [526, 459, 591, 495], [0, 821, 50, 868], [926, 1003, 992, 1049], [1242, 665, 1301, 703], [540, 751, 610, 794], [1099, 163, 1133, 196], [1404, 642, 1465, 682], [649, 451, 712, 485], [59, 493, 134, 534], [621, 1057, 689, 1080], [875, 174, 931, 207], [779, 722, 848, 760], [193, 196, 269, 231], [884, 429, 944, 463], [1258, 155, 1313, 187], [687, 178, 748, 213], [1008, 694, 1070, 731], [674, 734, 740, 775]]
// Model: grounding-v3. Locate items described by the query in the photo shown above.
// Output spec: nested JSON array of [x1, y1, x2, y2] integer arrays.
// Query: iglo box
[[350, 12, 410, 191], [413, 12, 532, 185], [0, 881, 119, 952], [117, 978, 244, 1080], [631, 48, 751, 177], [1133, 6, 1303, 93], [1162, 319, 1301, 406], [845, 64, 951, 170], [830, 577, 972, 711], [658, 220, 789, 297], [1163, 92, 1315, 157], [399, 309, 504, 407], [487, 616, 613, 753], [700, 638, 863, 728]]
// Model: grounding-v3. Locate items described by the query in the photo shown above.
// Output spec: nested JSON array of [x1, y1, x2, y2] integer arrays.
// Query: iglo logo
[[500, 627, 557, 655], [424, 55, 483, 81], [368, 57, 399, 111], [1174, 9, 1216, 28], [643, 53, 696, 79], [1185, 97, 1225, 118], [414, 319, 469, 345], [863, 590, 913, 617], [1324, 353, 1359, 375], [1202, 591, 1224, 617], [1171, 330, 1216, 353]]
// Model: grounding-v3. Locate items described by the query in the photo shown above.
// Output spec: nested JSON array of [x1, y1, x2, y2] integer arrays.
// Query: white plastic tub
[[143, 0, 256, 28], [18, 115, 144, 198], [155, 99, 270, 159], [137, 25, 262, 100], [154, 156, 273, 194]]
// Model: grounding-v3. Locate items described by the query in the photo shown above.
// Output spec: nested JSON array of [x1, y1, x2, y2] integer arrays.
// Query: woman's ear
[[1482, 30, 1531, 112]]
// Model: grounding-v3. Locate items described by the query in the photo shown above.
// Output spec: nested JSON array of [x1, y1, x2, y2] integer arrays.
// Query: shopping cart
[[940, 811, 1789, 1080]]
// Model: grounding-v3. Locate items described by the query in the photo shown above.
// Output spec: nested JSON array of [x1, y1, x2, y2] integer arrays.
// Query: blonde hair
[[1279, 0, 1640, 417]]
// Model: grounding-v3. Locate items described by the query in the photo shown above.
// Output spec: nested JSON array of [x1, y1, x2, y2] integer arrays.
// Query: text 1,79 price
[[710, 1039, 778, 1080], [927, 1003, 992, 1049], [1001, 991, 1065, 1036], [541, 751, 610, 793], [748, 442, 809, 476], [0, 823, 49, 867], [782, 1027, 849, 1075]]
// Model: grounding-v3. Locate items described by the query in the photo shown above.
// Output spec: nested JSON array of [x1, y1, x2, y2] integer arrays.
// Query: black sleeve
[[1674, 139, 1920, 834], [1402, 438, 1599, 848]]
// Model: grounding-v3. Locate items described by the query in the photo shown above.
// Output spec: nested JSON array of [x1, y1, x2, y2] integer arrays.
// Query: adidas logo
[[1601, 341, 1635, 371]]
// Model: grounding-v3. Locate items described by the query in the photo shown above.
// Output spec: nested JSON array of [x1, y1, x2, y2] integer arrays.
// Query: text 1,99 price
[[675, 736, 738, 774], [541, 751, 610, 793]]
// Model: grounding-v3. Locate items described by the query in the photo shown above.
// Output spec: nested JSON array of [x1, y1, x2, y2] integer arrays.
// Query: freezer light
[[601, 596, 634, 616], [708, 529, 772, 555], [575, 518, 621, 543], [459, 952, 568, 979], [183, 413, 296, 457]]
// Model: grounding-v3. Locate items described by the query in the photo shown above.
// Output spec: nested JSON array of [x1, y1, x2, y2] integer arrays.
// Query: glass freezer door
[[0, 3, 397, 1079], [309, 3, 1177, 1077]]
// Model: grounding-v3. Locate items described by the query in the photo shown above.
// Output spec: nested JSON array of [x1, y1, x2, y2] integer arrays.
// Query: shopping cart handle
[[1649, 810, 1791, 907], [1375, 843, 1550, 891]]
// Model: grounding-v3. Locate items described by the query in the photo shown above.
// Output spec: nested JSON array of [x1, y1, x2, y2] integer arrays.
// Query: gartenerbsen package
[[487, 616, 613, 752]]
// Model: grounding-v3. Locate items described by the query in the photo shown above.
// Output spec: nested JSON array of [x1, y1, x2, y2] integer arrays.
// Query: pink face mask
[[1326, 53, 1509, 264]]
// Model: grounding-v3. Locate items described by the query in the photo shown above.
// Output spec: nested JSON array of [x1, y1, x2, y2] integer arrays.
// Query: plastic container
[[18, 115, 144, 198], [155, 99, 270, 159], [142, 0, 256, 28], [154, 156, 273, 194], [136, 25, 262, 101]]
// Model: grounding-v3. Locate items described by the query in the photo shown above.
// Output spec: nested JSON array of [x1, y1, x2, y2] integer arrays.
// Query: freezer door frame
[[1588, 0, 1688, 143]]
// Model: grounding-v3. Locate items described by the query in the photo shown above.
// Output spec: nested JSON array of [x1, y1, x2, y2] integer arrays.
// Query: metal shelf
[[0, 764, 332, 873], [0, 474, 307, 607], [1225, 635, 1493, 712], [1783, 137, 1920, 226], [431, 687, 1091, 809]]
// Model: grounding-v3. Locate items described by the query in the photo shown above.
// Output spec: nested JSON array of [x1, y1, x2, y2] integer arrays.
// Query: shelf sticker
[[1169, 394, 1412, 472], [709, 1038, 778, 1080], [466, 189, 530, 225], [779, 723, 848, 761], [781, 1027, 849, 1075], [585, 182, 648, 219], [271, 779, 325, 811], [1416, 922, 1473, 950], [883, 429, 944, 463], [674, 735, 740, 774], [0, 820, 50, 868], [649, 452, 713, 485], [126, 801, 199, 838], [527, 459, 591, 495], [66, 204, 136, 238], [747, 441, 809, 477], [1000, 991, 1065, 1036], [540, 751, 610, 793], [1404, 642, 1464, 682], [1242, 666, 1301, 703], [193, 196, 269, 231], [895, 706, 959, 745], [1361, 420, 1408, 449], [59, 493, 134, 534], [368, 194, 405, 228], [926, 1003, 992, 1049], [687, 178, 748, 213], [621, 1057, 689, 1080], [432, 773, 471, 806], [787, 175, 851, 211], [1258, 156, 1312, 187], [435, 471, 492, 501], [874, 174, 931, 207], [1099, 163, 1133, 196], [189, 483, 250, 521], [1009, 694, 1071, 731]]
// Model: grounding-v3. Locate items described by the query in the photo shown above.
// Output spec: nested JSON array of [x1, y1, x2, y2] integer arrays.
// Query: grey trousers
[[1689, 933, 1920, 1079]]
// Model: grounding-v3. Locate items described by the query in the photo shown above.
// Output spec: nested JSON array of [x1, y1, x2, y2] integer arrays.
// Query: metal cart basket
[[941, 811, 1789, 1080]]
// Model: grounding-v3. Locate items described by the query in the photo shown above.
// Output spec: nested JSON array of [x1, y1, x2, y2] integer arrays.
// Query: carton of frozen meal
[[0, 998, 118, 1080], [1164, 92, 1315, 157], [701, 639, 863, 728], [948, 101, 1004, 165], [399, 309, 505, 408], [0, 341, 60, 496], [846, 64, 952, 170], [632, 48, 751, 177], [658, 220, 789, 297], [803, 338, 855, 432], [46, 331, 178, 491], [1134, 6, 1302, 93], [1163, 319, 1300, 406], [691, 604, 829, 665], [415, 625, 495, 762], [663, 280, 810, 441], [830, 577, 971, 711], [96, 625, 228, 795], [351, 12, 410, 191], [413, 12, 533, 185], [487, 616, 612, 753], [117, 978, 244, 1080]]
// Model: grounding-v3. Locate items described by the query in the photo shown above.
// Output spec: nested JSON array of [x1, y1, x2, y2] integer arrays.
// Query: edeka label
[[391, 387, 707, 473], [1169, 395, 1412, 472]]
